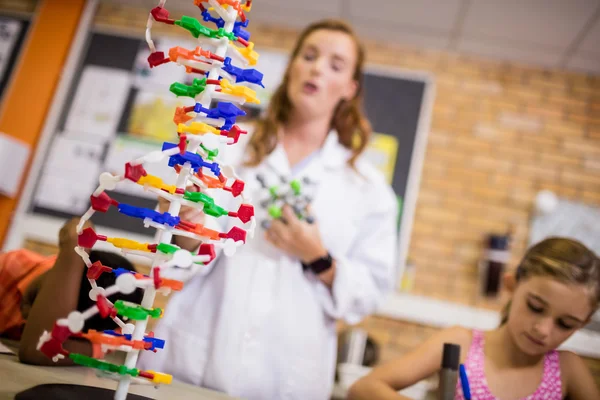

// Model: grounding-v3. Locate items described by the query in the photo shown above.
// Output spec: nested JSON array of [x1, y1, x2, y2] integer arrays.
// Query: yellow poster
[[363, 132, 399, 184]]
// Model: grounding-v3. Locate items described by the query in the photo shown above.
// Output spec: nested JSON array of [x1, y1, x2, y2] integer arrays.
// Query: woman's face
[[286, 29, 358, 121]]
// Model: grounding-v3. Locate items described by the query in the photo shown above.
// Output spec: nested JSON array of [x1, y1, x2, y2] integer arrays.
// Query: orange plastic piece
[[192, 224, 221, 240], [133, 273, 184, 292], [174, 106, 194, 125], [168, 46, 196, 62]]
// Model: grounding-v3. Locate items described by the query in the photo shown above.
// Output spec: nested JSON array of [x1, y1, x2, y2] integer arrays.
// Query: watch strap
[[302, 252, 333, 274]]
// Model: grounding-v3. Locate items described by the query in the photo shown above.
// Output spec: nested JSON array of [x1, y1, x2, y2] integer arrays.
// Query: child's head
[[21, 250, 143, 332], [502, 237, 599, 356]]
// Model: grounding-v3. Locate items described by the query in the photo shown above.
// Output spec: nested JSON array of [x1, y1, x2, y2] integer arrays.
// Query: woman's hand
[[265, 205, 327, 264], [266, 205, 335, 286]]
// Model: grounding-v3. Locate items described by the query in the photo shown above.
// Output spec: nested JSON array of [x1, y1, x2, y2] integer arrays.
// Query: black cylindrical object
[[439, 343, 460, 400], [482, 234, 510, 297]]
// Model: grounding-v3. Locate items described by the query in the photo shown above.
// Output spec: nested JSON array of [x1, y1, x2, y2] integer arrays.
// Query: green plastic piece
[[170, 78, 207, 98], [212, 27, 236, 41], [199, 144, 219, 160], [184, 190, 215, 205], [290, 179, 301, 196], [268, 186, 278, 198], [157, 242, 179, 255], [184, 190, 228, 218], [203, 203, 228, 218], [114, 300, 162, 321], [70, 354, 140, 377], [268, 205, 282, 219], [175, 16, 211, 38]]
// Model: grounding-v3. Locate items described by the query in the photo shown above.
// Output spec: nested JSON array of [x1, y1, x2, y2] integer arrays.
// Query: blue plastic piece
[[201, 11, 250, 40], [233, 20, 250, 41], [112, 268, 134, 277], [192, 102, 246, 130], [118, 204, 180, 227], [222, 57, 264, 88], [162, 142, 221, 176], [102, 330, 166, 351]]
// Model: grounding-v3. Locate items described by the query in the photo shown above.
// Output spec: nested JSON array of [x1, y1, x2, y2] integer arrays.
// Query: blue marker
[[459, 364, 471, 400]]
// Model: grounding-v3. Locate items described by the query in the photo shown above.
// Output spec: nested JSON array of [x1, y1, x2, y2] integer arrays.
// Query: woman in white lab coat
[[139, 19, 398, 400]]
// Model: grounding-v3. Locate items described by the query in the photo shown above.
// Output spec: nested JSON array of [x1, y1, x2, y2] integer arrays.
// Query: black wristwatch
[[302, 252, 333, 274]]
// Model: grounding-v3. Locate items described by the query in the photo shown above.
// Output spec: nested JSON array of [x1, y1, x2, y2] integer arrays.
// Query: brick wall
[[12, 0, 600, 389]]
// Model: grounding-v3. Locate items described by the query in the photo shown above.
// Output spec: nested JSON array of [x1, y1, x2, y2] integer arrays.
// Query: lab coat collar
[[265, 130, 350, 176]]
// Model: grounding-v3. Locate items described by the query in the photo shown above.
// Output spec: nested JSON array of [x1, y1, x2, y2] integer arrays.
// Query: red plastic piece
[[230, 204, 253, 223], [39, 337, 68, 360], [175, 188, 185, 195], [188, 67, 208, 75], [87, 261, 113, 280], [198, 243, 216, 263], [217, 173, 227, 183], [147, 244, 158, 253], [151, 6, 175, 24], [153, 268, 162, 289], [206, 79, 221, 85], [139, 371, 155, 380], [147, 51, 171, 68], [78, 228, 107, 248], [39, 322, 73, 360], [222, 125, 247, 144], [229, 179, 244, 197], [124, 162, 147, 182], [51, 322, 73, 343], [237, 37, 249, 47], [177, 220, 196, 232], [221, 226, 246, 243], [178, 134, 187, 155], [96, 295, 113, 319], [90, 192, 119, 213]]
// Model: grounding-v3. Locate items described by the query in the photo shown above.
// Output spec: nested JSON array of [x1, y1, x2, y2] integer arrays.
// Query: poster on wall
[[0, 16, 30, 100]]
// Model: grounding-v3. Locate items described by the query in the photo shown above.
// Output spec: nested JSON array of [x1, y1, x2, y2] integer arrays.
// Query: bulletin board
[[12, 26, 434, 272], [0, 15, 31, 100]]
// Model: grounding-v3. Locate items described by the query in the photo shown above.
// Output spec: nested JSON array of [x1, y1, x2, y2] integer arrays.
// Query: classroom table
[[0, 341, 238, 400]]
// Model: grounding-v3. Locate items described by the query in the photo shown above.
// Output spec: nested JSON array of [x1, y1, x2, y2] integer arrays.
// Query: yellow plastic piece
[[235, 41, 258, 66], [177, 122, 220, 136], [107, 237, 151, 252], [137, 174, 177, 194], [220, 79, 260, 104], [147, 371, 173, 385]]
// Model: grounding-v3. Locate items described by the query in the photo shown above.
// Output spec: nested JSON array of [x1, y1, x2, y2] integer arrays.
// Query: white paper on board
[[0, 18, 22, 81], [34, 136, 104, 214], [0, 132, 29, 197], [64, 66, 132, 143]]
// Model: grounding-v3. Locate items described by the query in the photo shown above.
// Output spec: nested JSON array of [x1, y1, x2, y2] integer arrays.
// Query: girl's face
[[286, 29, 358, 121], [507, 276, 593, 356]]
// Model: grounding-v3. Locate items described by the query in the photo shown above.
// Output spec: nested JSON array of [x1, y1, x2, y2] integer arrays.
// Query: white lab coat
[[138, 130, 398, 400]]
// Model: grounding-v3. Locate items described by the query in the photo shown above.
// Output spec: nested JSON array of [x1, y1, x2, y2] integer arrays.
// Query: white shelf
[[376, 292, 600, 359]]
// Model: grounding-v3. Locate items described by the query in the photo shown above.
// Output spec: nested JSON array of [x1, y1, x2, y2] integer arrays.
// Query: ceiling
[[114, 0, 600, 75]]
